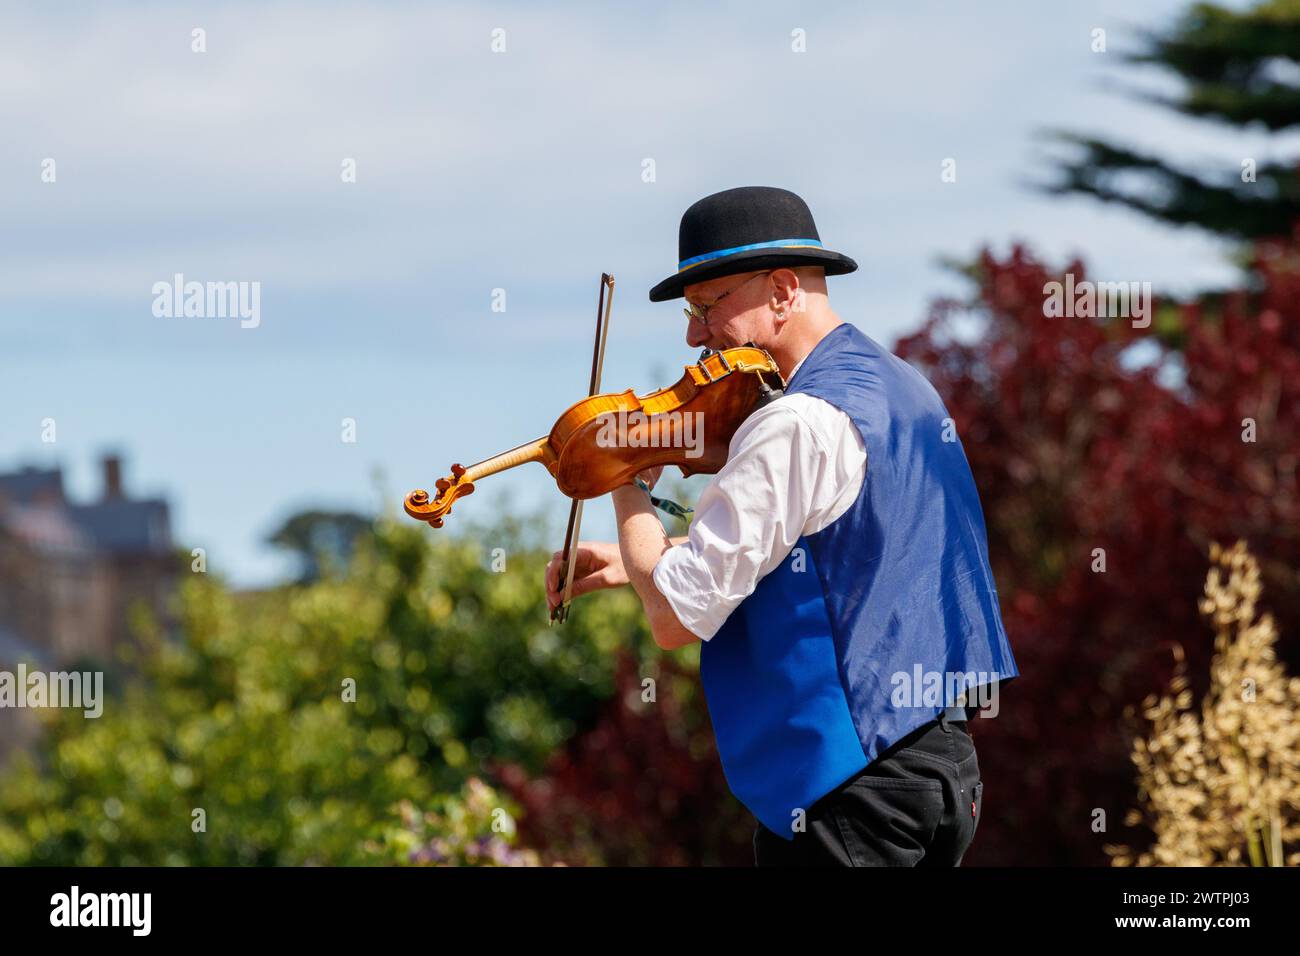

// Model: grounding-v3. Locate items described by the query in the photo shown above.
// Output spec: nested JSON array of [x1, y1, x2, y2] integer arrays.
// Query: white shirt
[[651, 354, 868, 640]]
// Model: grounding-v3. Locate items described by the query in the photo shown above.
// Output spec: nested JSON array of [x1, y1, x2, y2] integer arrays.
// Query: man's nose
[[686, 322, 710, 349]]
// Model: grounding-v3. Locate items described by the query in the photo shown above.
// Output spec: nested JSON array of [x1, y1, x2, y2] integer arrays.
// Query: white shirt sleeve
[[651, 393, 867, 641]]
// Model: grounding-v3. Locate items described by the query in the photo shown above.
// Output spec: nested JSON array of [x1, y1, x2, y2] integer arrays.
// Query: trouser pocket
[[829, 776, 945, 866]]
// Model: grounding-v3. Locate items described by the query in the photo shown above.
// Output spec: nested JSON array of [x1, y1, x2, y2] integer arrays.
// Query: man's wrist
[[613, 482, 645, 503], [612, 482, 655, 523]]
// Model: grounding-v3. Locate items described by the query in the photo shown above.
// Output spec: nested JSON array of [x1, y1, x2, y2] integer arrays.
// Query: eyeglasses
[[683, 270, 772, 327]]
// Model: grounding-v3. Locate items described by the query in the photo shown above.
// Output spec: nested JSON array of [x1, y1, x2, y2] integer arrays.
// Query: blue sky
[[1, 0, 1278, 585]]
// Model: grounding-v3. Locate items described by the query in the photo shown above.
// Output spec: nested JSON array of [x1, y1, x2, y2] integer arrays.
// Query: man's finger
[[570, 569, 612, 599]]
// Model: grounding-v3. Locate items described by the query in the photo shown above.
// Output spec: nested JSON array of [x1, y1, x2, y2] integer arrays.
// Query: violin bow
[[550, 272, 615, 624]]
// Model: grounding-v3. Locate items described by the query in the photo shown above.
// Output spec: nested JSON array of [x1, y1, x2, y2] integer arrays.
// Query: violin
[[403, 344, 781, 526], [403, 273, 783, 621]]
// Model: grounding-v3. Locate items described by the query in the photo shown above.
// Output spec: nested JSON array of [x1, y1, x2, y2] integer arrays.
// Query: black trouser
[[753, 706, 983, 866]]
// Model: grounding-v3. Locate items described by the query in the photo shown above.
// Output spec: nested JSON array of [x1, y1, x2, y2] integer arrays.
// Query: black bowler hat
[[648, 186, 857, 302]]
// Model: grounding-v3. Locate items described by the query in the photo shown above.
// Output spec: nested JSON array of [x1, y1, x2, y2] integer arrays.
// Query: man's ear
[[769, 268, 800, 312]]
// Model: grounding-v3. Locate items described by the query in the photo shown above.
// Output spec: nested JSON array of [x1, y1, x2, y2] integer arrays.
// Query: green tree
[[1045, 0, 1300, 241], [266, 509, 373, 583], [0, 512, 651, 865]]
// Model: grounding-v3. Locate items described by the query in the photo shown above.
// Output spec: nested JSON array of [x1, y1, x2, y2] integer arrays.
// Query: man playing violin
[[545, 186, 1019, 866]]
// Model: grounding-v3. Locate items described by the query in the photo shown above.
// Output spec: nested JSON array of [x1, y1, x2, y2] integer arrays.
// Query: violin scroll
[[404, 463, 474, 528]]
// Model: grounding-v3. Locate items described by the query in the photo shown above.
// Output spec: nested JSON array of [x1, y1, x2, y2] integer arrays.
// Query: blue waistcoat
[[700, 322, 1020, 839]]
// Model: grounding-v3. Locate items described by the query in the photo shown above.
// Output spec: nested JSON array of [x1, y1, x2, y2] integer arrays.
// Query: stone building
[[0, 454, 177, 667]]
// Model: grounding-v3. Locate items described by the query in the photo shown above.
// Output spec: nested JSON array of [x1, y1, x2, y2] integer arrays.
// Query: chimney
[[102, 454, 124, 501]]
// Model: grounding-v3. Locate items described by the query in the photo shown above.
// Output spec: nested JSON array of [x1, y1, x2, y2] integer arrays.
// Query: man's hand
[[545, 540, 629, 612]]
